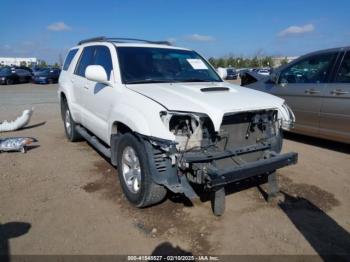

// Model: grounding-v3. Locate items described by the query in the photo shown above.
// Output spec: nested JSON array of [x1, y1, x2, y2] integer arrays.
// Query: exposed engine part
[[0, 109, 34, 132]]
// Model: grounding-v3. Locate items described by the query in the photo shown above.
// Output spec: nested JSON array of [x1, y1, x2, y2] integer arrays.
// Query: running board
[[75, 125, 111, 158]]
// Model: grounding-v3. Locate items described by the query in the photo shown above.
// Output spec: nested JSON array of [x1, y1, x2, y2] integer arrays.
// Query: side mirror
[[217, 67, 227, 80], [85, 65, 111, 86]]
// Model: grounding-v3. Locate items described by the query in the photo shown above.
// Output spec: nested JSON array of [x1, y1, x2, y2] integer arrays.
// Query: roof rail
[[77, 36, 171, 46]]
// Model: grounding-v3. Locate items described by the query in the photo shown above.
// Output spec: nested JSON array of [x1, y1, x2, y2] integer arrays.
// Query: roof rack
[[78, 36, 172, 46]]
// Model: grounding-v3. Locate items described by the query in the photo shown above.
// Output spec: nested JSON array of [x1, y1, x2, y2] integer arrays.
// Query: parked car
[[243, 46, 350, 144], [59, 37, 297, 215], [32, 68, 61, 84], [257, 68, 270, 76], [0, 67, 32, 85], [226, 68, 238, 80]]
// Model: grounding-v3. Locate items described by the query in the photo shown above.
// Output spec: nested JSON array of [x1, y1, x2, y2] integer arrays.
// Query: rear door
[[272, 52, 338, 136], [72, 46, 95, 125], [320, 50, 350, 142]]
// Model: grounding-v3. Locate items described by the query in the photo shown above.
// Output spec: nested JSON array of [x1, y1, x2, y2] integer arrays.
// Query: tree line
[[208, 56, 289, 69]]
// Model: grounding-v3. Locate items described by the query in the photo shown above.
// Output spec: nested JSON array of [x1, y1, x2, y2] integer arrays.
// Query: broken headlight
[[160, 111, 215, 151]]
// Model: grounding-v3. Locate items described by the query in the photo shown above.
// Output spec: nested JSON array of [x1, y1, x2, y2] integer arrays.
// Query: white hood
[[126, 82, 286, 131]]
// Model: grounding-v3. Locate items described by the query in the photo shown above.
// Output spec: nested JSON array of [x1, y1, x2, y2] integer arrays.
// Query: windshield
[[116, 47, 222, 84]]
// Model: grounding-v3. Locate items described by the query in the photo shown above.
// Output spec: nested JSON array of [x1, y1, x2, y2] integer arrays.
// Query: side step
[[75, 125, 111, 158]]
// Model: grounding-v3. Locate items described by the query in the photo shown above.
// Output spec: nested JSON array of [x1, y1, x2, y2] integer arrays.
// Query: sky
[[0, 0, 349, 63]]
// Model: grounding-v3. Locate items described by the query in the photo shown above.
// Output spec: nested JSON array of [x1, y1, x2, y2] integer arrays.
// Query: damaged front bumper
[[193, 151, 297, 188], [181, 142, 297, 188], [142, 133, 297, 195]]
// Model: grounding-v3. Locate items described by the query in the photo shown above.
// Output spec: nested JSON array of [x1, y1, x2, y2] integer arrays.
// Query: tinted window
[[63, 49, 78, 71], [16, 69, 31, 76], [75, 46, 95, 77], [94, 46, 113, 80], [279, 52, 337, 84], [335, 52, 350, 83]]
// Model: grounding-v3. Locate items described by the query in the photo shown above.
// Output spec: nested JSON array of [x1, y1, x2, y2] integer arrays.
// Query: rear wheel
[[117, 133, 167, 207], [48, 78, 54, 84], [61, 98, 82, 142]]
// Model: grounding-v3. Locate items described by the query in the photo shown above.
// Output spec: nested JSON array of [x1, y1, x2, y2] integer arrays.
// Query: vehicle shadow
[[151, 242, 193, 256], [284, 132, 350, 154], [0, 222, 31, 262], [257, 187, 350, 259]]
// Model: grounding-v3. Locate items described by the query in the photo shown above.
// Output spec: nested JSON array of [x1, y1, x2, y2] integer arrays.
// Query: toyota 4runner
[[59, 37, 298, 215]]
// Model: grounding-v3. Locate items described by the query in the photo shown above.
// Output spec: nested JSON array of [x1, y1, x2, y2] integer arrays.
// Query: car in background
[[0, 67, 32, 85], [226, 68, 238, 80], [243, 46, 350, 144], [32, 68, 61, 84], [257, 68, 270, 76], [31, 66, 44, 76]]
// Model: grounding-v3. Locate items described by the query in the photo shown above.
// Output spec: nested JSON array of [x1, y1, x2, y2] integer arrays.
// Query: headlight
[[1, 77, 5, 81], [160, 111, 214, 151], [279, 102, 295, 130]]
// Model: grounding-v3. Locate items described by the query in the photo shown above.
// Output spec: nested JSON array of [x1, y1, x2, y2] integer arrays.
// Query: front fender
[[108, 96, 175, 141]]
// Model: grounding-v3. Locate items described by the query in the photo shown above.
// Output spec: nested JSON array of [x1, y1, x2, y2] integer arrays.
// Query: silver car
[[245, 46, 350, 143]]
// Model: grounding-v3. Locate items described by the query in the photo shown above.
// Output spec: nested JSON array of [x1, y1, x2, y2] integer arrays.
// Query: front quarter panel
[[108, 88, 175, 141]]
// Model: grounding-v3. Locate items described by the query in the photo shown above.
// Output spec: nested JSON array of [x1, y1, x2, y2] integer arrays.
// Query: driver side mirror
[[217, 67, 227, 80], [85, 65, 111, 86]]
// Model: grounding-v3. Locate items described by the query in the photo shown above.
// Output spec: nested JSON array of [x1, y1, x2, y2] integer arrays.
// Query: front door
[[83, 45, 116, 143], [320, 51, 350, 142]]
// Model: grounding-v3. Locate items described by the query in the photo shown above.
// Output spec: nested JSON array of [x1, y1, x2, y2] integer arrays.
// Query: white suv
[[59, 37, 297, 215]]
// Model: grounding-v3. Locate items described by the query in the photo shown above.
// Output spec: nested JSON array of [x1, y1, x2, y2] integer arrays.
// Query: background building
[[0, 57, 38, 67], [272, 56, 299, 67]]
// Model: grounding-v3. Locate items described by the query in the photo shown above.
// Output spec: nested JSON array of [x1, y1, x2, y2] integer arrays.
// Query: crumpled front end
[[142, 109, 297, 199]]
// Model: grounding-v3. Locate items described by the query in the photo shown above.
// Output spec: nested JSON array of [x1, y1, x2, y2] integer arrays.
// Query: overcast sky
[[0, 0, 349, 63]]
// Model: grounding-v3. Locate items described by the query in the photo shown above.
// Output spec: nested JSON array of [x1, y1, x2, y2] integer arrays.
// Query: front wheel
[[6, 79, 14, 85], [117, 133, 167, 207]]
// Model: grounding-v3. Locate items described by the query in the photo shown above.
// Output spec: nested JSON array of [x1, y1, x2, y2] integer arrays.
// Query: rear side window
[[75, 46, 95, 77], [335, 52, 350, 83], [63, 49, 78, 71], [94, 46, 113, 80]]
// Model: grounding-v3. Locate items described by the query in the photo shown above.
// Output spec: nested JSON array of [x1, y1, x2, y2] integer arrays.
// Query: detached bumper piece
[[206, 152, 298, 188]]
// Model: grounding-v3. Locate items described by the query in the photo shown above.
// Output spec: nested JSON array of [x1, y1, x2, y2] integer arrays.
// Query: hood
[[126, 82, 285, 131]]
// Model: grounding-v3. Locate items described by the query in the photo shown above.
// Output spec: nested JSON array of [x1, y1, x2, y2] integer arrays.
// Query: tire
[[117, 133, 167, 207], [61, 98, 82, 142], [6, 79, 13, 85], [48, 79, 54, 84]]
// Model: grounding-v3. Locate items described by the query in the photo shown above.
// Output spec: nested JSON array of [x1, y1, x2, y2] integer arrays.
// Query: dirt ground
[[1, 83, 350, 258]]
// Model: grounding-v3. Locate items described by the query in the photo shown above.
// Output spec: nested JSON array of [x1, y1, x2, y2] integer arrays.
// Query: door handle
[[83, 84, 89, 89], [331, 89, 348, 95], [305, 89, 320, 94]]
